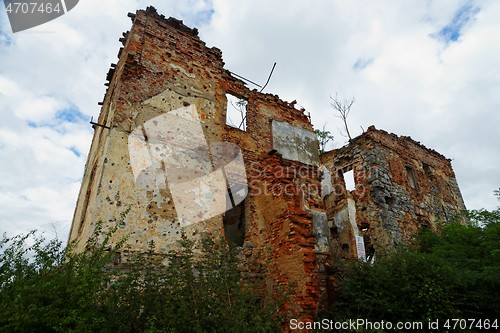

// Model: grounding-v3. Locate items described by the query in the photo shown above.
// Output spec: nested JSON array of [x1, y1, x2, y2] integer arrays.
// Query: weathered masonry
[[69, 6, 466, 321], [321, 126, 466, 261], [69, 6, 327, 319]]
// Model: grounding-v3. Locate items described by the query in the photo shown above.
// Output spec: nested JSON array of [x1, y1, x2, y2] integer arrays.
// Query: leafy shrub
[[0, 228, 283, 333], [324, 209, 500, 324]]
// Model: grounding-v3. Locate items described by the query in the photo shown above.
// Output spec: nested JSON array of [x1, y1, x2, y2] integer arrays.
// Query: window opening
[[330, 226, 339, 235], [423, 163, 433, 177], [342, 168, 356, 192], [225, 93, 247, 131], [366, 245, 376, 264], [223, 200, 245, 246], [405, 165, 417, 189]]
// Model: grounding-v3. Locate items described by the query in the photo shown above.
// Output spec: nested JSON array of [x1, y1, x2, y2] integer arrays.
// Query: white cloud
[[0, 0, 498, 241]]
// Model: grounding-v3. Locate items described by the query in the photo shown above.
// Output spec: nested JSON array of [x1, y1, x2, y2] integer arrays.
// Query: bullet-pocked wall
[[68, 7, 326, 320], [320, 126, 467, 260], [69, 7, 468, 321]]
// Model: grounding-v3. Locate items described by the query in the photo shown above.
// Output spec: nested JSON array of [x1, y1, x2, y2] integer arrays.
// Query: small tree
[[330, 94, 355, 141], [314, 124, 334, 154]]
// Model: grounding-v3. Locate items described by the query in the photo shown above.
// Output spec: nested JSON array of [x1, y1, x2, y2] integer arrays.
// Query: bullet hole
[[385, 196, 394, 205], [341, 243, 349, 252], [114, 252, 121, 265]]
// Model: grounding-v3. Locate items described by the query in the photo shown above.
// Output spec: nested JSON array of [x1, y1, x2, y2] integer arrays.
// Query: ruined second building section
[[321, 126, 466, 260]]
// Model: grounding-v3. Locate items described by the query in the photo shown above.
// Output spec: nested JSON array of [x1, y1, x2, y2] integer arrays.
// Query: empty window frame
[[405, 165, 417, 189], [223, 200, 245, 246], [342, 168, 356, 192], [225, 93, 247, 131]]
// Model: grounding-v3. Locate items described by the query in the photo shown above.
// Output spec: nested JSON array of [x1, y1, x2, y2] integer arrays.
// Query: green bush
[[0, 228, 283, 333], [325, 209, 500, 324]]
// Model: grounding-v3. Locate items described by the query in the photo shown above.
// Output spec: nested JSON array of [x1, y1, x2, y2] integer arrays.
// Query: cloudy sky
[[1, 0, 499, 240]]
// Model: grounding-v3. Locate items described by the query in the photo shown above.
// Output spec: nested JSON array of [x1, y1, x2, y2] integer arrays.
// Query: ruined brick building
[[69, 7, 466, 320], [320, 126, 466, 262]]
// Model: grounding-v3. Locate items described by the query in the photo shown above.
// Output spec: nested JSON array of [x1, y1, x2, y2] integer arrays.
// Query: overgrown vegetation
[[325, 207, 500, 324], [3, 194, 499, 332], [0, 226, 283, 333], [314, 125, 334, 154]]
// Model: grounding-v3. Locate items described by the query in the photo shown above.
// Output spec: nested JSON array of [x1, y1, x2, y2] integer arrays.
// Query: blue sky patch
[[26, 120, 67, 134], [353, 58, 374, 71], [27, 121, 38, 128], [0, 31, 13, 46], [55, 107, 87, 123], [435, 2, 480, 44], [69, 147, 81, 157], [26, 106, 86, 134], [192, 8, 215, 26]]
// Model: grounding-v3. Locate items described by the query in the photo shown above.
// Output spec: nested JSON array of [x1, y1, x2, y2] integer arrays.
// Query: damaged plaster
[[69, 7, 467, 321]]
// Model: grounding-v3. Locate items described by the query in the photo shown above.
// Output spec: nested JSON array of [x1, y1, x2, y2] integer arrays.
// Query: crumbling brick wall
[[69, 6, 467, 323], [320, 125, 467, 259], [69, 6, 327, 321]]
